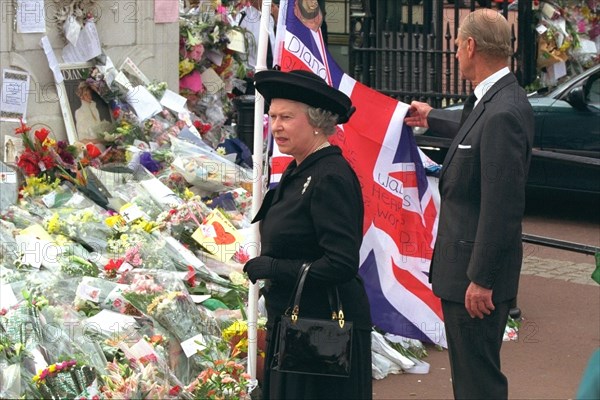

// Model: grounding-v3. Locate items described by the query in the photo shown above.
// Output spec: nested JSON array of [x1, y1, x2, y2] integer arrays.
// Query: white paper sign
[[0, 284, 19, 309], [62, 21, 102, 63], [117, 262, 134, 273], [40, 36, 63, 84], [15, 234, 44, 269], [190, 294, 211, 304], [180, 333, 207, 358], [16, 0, 46, 33], [119, 58, 151, 87], [125, 86, 163, 121], [76, 282, 101, 302], [1, 69, 30, 122], [120, 203, 146, 223], [201, 68, 225, 94], [0, 171, 17, 184], [160, 89, 188, 114]]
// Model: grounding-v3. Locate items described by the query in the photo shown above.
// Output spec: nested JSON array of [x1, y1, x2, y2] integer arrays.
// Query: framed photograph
[[56, 63, 113, 144]]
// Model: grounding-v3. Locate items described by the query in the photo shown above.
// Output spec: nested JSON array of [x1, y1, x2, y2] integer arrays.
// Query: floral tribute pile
[[0, 1, 429, 398], [533, 0, 599, 88]]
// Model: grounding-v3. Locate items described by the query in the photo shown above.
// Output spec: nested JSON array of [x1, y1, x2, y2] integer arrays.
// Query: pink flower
[[186, 44, 204, 62]]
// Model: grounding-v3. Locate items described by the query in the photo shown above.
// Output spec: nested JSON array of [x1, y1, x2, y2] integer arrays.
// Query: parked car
[[414, 64, 600, 194]]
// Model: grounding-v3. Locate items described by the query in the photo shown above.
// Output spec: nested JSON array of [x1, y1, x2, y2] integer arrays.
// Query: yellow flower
[[105, 215, 126, 228], [48, 365, 56, 373], [46, 213, 61, 234], [183, 188, 195, 200], [179, 59, 196, 78], [43, 137, 56, 147], [80, 210, 96, 223], [559, 40, 571, 53], [222, 320, 248, 341], [134, 219, 158, 233]]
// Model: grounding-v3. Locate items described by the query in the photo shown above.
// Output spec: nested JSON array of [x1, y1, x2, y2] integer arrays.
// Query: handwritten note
[[16, 0, 46, 33], [0, 69, 30, 122]]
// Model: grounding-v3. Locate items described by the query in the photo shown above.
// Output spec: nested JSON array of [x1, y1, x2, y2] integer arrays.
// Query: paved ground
[[520, 256, 598, 286], [372, 255, 600, 399]]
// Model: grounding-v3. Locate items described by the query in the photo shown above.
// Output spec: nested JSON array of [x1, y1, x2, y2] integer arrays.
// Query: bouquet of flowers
[[170, 137, 252, 195], [43, 206, 112, 254], [32, 360, 97, 399], [106, 226, 177, 272], [185, 355, 252, 400], [99, 357, 190, 399]]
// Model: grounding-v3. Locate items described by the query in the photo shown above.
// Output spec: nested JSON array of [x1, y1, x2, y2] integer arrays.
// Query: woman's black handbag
[[271, 263, 353, 377]]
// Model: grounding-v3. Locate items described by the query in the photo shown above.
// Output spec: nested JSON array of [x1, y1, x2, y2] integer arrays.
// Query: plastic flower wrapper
[[99, 356, 191, 399], [120, 272, 168, 316], [155, 232, 247, 301], [170, 136, 252, 195], [156, 195, 212, 250], [184, 346, 253, 400], [35, 304, 108, 377], [1, 204, 45, 230], [0, 338, 39, 399], [106, 227, 177, 272], [69, 276, 132, 317], [101, 118, 144, 147], [0, 293, 47, 352], [0, 296, 52, 392], [43, 206, 112, 254], [57, 253, 100, 278], [109, 180, 166, 222], [155, 169, 193, 199], [0, 265, 28, 284], [0, 220, 19, 268]]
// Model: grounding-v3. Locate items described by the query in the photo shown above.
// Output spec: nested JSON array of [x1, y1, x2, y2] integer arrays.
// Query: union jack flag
[[269, 0, 446, 347]]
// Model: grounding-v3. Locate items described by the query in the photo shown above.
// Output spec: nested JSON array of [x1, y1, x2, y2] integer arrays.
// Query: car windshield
[[547, 65, 600, 99]]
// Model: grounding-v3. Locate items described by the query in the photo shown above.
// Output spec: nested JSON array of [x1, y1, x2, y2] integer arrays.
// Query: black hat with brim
[[254, 69, 356, 124]]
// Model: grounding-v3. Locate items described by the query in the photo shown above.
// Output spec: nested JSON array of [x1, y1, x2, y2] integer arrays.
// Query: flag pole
[[247, 0, 272, 387]]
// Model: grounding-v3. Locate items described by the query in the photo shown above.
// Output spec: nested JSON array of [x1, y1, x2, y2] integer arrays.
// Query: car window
[[585, 73, 600, 110]]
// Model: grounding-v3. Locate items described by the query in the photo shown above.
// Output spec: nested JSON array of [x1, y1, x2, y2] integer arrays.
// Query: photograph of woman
[[73, 81, 112, 143], [244, 69, 372, 399]]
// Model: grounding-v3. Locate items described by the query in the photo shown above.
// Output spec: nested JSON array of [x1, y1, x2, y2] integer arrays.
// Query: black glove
[[243, 256, 276, 284]]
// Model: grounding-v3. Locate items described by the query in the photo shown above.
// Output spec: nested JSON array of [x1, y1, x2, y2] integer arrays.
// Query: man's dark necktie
[[459, 93, 477, 128]]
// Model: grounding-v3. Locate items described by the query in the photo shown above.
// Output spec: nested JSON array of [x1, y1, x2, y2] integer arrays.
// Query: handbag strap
[[287, 263, 346, 328]]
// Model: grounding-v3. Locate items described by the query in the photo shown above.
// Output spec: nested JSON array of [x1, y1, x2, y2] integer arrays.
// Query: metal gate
[[348, 0, 536, 108]]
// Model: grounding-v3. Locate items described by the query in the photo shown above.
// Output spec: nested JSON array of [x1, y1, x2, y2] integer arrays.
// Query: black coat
[[428, 73, 535, 303], [254, 145, 372, 331]]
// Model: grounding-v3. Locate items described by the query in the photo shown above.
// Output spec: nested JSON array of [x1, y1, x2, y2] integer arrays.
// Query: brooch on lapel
[[302, 176, 312, 194]]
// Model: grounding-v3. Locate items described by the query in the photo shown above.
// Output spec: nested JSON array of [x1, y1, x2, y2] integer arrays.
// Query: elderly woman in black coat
[[244, 69, 373, 399]]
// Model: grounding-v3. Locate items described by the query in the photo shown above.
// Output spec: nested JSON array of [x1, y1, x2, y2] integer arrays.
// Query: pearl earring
[[314, 130, 319, 135]]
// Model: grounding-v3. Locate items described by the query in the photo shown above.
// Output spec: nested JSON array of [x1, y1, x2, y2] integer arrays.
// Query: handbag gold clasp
[[338, 310, 345, 328]]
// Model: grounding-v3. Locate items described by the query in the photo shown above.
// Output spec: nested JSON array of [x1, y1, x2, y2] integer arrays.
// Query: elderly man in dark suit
[[404, 8, 534, 399]]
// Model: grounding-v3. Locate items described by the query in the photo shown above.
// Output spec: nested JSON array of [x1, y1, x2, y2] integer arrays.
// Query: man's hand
[[465, 282, 495, 319], [404, 101, 433, 128]]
